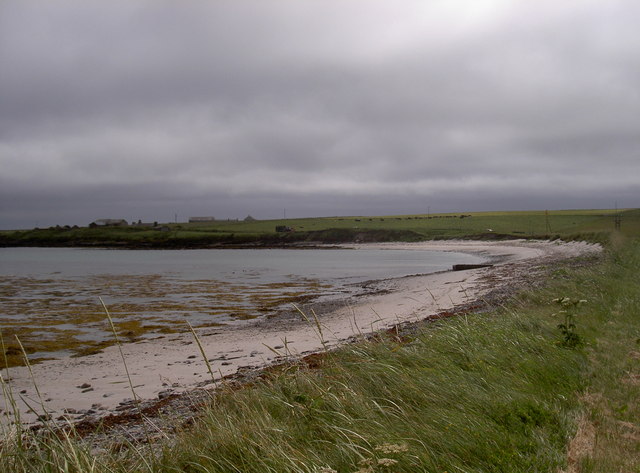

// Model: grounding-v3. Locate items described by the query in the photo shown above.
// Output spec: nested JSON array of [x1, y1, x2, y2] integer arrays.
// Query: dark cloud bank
[[1, 1, 639, 229]]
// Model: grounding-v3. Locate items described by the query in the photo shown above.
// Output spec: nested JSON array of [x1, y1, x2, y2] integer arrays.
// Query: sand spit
[[1, 240, 600, 431]]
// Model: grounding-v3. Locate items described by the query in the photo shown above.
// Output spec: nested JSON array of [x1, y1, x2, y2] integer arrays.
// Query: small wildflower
[[377, 458, 398, 467], [552, 296, 585, 348], [375, 443, 408, 454]]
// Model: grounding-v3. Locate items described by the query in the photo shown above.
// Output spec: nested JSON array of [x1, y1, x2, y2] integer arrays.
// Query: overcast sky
[[1, 0, 639, 229]]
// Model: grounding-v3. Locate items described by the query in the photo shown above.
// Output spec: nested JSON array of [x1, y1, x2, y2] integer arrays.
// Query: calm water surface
[[0, 247, 484, 362]]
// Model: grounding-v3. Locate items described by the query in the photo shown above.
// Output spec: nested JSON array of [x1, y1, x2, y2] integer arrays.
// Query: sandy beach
[[0, 239, 600, 429]]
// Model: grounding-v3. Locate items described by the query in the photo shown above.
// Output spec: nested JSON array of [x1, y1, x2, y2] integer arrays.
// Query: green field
[[1, 208, 636, 247]]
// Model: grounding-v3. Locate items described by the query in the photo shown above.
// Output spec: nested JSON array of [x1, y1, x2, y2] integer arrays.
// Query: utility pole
[[545, 210, 552, 234], [614, 202, 622, 230]]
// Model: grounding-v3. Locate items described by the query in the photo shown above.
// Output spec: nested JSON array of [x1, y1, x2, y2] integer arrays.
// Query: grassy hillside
[[1, 208, 636, 247]]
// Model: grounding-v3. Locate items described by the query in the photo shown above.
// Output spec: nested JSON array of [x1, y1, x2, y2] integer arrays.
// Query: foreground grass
[[2, 238, 640, 472]]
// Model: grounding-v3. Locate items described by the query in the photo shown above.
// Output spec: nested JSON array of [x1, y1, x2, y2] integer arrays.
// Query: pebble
[[77, 383, 91, 389]]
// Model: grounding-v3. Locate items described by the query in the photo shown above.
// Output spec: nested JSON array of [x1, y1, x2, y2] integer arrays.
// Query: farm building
[[91, 219, 128, 227], [189, 216, 215, 223]]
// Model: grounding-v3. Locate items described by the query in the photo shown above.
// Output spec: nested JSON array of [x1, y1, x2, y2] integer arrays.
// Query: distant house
[[244, 215, 257, 222], [92, 219, 128, 227], [132, 220, 154, 227], [189, 217, 215, 223]]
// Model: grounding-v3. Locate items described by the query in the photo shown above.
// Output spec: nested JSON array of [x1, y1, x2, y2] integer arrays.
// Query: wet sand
[[0, 239, 600, 427]]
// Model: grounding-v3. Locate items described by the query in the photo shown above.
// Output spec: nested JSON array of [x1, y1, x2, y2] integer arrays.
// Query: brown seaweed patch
[[1, 326, 112, 367]]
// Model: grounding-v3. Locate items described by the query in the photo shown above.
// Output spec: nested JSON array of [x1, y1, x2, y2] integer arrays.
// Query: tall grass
[[1, 236, 639, 472], [157, 310, 584, 472], [561, 238, 640, 471]]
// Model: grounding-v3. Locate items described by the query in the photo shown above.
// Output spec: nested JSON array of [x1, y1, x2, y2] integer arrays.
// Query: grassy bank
[[2, 236, 639, 471], [1, 208, 635, 247]]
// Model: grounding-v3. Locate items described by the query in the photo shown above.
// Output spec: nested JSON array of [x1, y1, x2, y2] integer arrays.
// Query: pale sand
[[0, 240, 600, 426]]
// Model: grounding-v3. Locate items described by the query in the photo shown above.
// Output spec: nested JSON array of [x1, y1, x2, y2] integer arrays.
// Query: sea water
[[0, 247, 485, 361]]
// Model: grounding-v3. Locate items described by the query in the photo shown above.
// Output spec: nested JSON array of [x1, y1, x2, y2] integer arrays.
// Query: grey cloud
[[1, 0, 639, 229]]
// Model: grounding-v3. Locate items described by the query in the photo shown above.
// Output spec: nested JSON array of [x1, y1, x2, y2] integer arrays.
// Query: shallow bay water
[[0, 247, 484, 365]]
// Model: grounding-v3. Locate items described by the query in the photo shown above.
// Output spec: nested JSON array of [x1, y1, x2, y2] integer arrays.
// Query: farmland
[[1, 208, 634, 247]]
